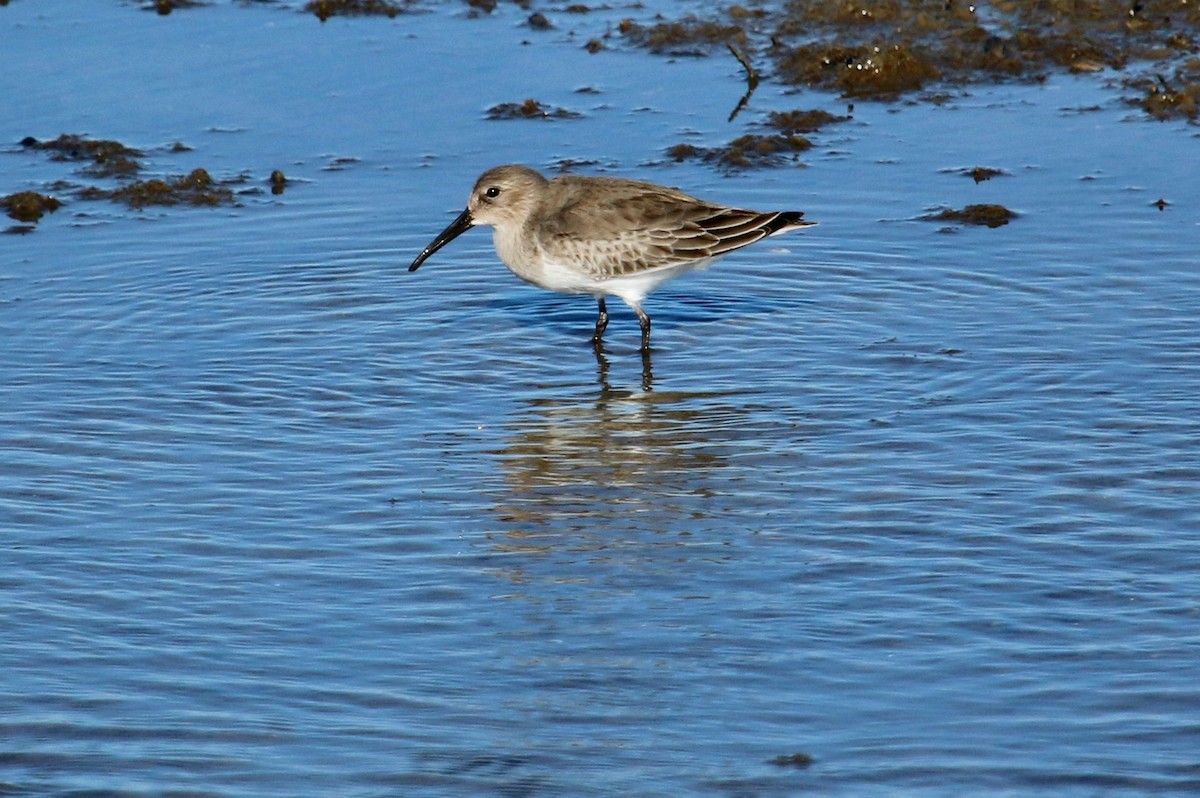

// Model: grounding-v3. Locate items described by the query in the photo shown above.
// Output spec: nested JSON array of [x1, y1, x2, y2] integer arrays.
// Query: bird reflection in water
[[593, 341, 654, 394], [488, 347, 747, 548]]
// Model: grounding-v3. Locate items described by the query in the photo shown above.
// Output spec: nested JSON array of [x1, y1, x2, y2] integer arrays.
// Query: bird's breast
[[491, 225, 528, 273]]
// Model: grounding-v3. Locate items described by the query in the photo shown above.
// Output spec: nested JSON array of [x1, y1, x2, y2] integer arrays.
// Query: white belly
[[493, 227, 718, 305], [531, 256, 719, 305]]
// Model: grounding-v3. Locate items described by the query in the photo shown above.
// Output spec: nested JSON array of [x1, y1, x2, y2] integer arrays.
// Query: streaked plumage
[[409, 164, 814, 351]]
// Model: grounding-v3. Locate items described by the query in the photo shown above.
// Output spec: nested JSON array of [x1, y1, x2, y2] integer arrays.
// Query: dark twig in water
[[727, 43, 760, 123]]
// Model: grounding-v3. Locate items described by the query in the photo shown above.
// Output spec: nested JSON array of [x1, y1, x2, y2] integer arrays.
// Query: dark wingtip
[[769, 211, 815, 233]]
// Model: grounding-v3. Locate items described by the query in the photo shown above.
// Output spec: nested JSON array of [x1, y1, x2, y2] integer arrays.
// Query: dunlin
[[409, 165, 814, 351]]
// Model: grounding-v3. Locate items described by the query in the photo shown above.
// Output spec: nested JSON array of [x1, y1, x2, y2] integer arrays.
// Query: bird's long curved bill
[[409, 208, 474, 272]]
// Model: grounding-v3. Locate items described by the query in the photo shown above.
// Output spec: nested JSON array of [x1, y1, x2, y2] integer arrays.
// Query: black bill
[[408, 207, 474, 272]]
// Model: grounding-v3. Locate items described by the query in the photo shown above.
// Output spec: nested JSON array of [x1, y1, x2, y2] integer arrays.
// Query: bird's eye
[[485, 186, 501, 199]]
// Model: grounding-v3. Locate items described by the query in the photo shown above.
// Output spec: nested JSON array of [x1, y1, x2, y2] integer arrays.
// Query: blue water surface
[[2, 2, 1199, 796]]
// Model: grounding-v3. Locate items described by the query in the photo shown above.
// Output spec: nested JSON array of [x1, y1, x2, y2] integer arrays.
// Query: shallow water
[[3, 2, 1199, 796]]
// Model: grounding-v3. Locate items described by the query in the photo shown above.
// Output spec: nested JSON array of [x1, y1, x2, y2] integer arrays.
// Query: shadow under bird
[[408, 164, 815, 352]]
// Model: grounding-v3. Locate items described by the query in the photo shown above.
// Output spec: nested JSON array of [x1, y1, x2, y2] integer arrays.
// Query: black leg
[[592, 297, 609, 346], [593, 341, 612, 389], [635, 306, 652, 352]]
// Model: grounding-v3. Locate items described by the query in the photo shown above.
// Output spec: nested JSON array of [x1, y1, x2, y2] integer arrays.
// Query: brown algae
[[3, 191, 63, 223], [765, 108, 851, 134], [486, 99, 582, 120], [669, 133, 813, 171], [668, 107, 848, 171], [81, 168, 237, 210], [306, 0, 407, 21], [777, 41, 943, 98], [150, 0, 206, 14], [618, 15, 748, 56], [615, 0, 1200, 116], [955, 166, 1007, 183], [22, 134, 144, 178], [768, 0, 1159, 96], [1129, 66, 1200, 121], [15, 134, 244, 214], [928, 204, 1018, 228], [768, 752, 815, 769]]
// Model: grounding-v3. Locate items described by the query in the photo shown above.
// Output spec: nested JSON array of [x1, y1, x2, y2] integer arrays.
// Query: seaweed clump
[[768, 0, 1138, 97], [963, 166, 1005, 183], [306, 0, 407, 21], [81, 168, 237, 210], [9, 134, 262, 228], [928, 204, 1017, 228], [768, 752, 815, 769], [3, 191, 63, 223], [619, 0, 1200, 114], [618, 15, 748, 56], [777, 41, 943, 98], [149, 0, 207, 14], [668, 133, 813, 171], [944, 166, 1007, 183], [1128, 65, 1200, 121], [765, 108, 851, 134], [22, 134, 144, 178], [486, 99, 582, 120], [668, 107, 848, 171]]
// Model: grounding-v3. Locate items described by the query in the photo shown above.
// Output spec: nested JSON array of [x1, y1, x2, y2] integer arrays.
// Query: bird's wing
[[537, 181, 808, 280]]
